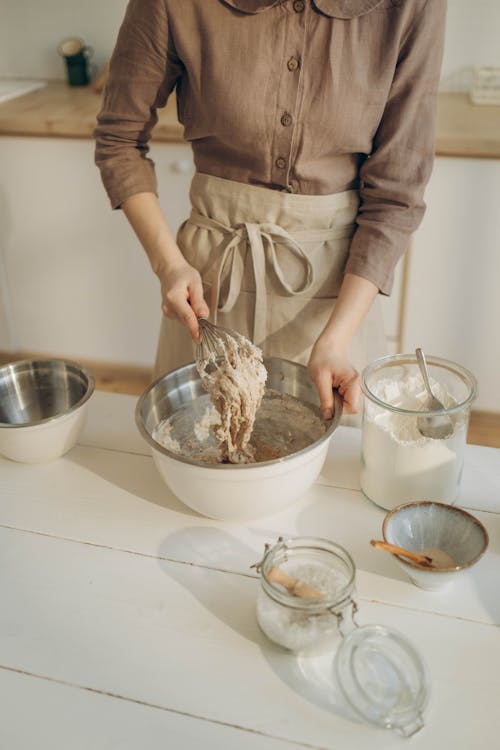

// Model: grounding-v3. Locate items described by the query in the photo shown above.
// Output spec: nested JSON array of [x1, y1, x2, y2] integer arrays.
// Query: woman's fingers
[[160, 264, 209, 341], [188, 280, 210, 319], [311, 370, 335, 421], [163, 292, 200, 341], [339, 373, 361, 414], [309, 353, 361, 418]]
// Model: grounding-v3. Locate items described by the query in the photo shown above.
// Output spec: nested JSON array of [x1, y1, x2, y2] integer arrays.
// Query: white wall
[[440, 0, 500, 90], [402, 157, 500, 413], [0, 0, 499, 85], [0, 137, 194, 366], [0, 0, 127, 81]]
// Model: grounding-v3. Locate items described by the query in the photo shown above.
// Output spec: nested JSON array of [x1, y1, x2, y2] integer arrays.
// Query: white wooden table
[[1, 391, 499, 749]]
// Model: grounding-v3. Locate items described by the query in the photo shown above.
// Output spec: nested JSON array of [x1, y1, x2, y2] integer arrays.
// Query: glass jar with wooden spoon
[[253, 536, 430, 736]]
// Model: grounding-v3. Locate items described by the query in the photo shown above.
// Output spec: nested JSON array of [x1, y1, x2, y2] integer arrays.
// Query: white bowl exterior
[[0, 402, 89, 463], [151, 439, 330, 521], [391, 558, 459, 591]]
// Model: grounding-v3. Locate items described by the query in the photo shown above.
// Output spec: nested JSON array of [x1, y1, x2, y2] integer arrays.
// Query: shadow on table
[[294, 487, 409, 584], [157, 526, 366, 727], [69, 444, 198, 518]]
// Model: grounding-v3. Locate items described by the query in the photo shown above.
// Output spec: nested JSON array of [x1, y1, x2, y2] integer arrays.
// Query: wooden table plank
[[1, 525, 499, 750], [0, 439, 497, 626], [0, 668, 318, 750]]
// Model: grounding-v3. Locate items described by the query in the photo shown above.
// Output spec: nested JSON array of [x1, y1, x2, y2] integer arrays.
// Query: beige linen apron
[[154, 173, 386, 388]]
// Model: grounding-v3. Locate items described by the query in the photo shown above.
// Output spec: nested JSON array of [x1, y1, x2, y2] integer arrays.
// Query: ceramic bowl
[[382, 501, 488, 590], [135, 357, 342, 521], [0, 358, 95, 463]]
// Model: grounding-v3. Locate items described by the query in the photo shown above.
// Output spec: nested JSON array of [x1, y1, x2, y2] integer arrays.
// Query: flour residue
[[152, 390, 327, 465]]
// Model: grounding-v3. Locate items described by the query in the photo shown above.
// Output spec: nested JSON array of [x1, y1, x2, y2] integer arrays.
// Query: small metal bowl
[[136, 357, 342, 521], [0, 358, 95, 463], [382, 501, 489, 590]]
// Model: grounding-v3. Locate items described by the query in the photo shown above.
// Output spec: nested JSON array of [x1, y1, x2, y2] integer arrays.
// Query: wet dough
[[196, 330, 267, 463]]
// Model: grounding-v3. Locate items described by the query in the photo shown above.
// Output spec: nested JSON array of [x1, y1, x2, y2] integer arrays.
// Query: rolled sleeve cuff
[[98, 159, 158, 210], [344, 223, 411, 296]]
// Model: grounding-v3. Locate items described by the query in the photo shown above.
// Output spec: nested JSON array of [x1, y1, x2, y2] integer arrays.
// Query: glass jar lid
[[335, 624, 429, 737]]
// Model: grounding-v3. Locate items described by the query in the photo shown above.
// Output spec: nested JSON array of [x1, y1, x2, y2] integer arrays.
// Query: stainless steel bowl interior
[[136, 356, 342, 468], [0, 359, 95, 427]]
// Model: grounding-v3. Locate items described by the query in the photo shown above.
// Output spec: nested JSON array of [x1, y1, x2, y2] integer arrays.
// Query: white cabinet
[[379, 257, 405, 354], [401, 156, 500, 412], [0, 137, 194, 367]]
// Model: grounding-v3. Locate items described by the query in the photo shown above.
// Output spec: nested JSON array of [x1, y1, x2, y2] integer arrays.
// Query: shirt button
[[275, 157, 286, 169], [280, 112, 292, 127], [287, 56, 299, 72], [293, 0, 305, 12]]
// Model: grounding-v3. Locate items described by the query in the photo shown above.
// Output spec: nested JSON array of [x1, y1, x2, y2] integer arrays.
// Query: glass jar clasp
[[330, 599, 359, 636]]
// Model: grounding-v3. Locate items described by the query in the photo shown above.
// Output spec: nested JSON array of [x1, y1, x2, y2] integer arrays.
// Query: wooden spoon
[[370, 539, 435, 567], [267, 566, 324, 599]]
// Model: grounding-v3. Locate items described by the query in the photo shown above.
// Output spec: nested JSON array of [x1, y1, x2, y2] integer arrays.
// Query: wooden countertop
[[1, 81, 500, 158], [0, 80, 183, 142]]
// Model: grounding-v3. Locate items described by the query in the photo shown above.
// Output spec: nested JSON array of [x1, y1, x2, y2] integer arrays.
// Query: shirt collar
[[221, 0, 386, 17], [220, 0, 285, 13], [312, 0, 386, 18]]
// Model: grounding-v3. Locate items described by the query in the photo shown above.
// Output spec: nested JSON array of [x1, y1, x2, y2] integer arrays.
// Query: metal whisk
[[196, 318, 241, 370]]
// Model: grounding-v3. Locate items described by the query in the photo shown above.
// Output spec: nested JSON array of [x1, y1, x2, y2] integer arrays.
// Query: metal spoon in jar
[[415, 348, 454, 440]]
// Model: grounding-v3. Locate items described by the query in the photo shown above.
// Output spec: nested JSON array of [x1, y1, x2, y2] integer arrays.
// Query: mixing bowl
[[382, 501, 488, 590], [0, 358, 95, 463], [135, 357, 342, 521]]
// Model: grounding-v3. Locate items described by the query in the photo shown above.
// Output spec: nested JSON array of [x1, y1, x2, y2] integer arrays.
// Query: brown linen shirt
[[95, 0, 446, 294]]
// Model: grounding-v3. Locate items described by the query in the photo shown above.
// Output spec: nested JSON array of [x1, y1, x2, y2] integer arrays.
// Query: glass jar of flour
[[255, 537, 429, 736], [360, 354, 477, 511], [256, 537, 356, 655]]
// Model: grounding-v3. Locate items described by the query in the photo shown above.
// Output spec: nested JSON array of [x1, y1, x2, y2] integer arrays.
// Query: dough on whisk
[[196, 330, 267, 463]]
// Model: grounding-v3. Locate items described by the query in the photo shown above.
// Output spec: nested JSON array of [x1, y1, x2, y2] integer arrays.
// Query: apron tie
[[188, 211, 347, 345]]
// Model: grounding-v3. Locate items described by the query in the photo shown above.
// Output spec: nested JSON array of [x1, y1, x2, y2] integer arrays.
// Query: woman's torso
[[165, 0, 423, 195]]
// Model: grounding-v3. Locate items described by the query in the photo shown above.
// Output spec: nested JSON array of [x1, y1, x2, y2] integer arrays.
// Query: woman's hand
[[157, 258, 210, 341], [308, 273, 378, 418], [120, 193, 210, 341], [308, 335, 361, 419]]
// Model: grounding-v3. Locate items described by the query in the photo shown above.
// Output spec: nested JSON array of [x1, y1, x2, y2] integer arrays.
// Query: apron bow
[[189, 212, 316, 345]]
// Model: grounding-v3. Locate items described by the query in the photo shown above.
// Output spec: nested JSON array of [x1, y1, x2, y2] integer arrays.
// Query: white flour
[[361, 374, 467, 510], [152, 391, 326, 465], [256, 562, 348, 653]]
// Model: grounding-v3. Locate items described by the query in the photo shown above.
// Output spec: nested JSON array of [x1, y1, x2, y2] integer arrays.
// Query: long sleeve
[[344, 0, 447, 294], [94, 0, 182, 209]]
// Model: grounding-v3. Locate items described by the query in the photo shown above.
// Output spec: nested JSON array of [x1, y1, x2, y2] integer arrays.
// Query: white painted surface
[[402, 157, 500, 412], [0, 668, 317, 750], [440, 0, 500, 87], [0, 391, 499, 748], [0, 137, 193, 365], [379, 256, 404, 343]]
